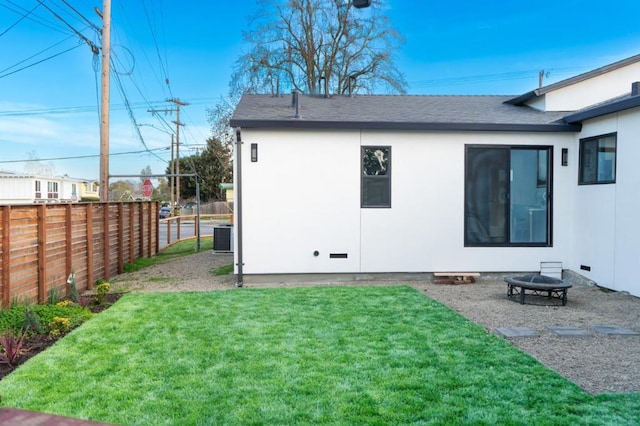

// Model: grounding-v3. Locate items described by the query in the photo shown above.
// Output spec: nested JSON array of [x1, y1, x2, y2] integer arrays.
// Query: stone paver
[[546, 326, 591, 337], [590, 325, 640, 335], [496, 327, 538, 337]]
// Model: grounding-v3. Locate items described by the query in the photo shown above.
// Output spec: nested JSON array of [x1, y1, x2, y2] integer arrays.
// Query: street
[[158, 220, 218, 249]]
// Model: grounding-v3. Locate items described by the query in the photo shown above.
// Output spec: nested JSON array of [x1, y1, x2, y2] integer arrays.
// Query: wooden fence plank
[[118, 203, 124, 275], [103, 203, 110, 281], [2, 206, 11, 307], [37, 205, 46, 304], [86, 204, 94, 290]]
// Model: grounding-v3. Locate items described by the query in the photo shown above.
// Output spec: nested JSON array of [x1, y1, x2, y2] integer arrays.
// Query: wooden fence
[[0, 202, 158, 306]]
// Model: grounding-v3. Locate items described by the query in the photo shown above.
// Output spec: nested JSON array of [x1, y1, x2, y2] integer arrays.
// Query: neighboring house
[[79, 180, 100, 202], [219, 183, 234, 202], [230, 53, 640, 297], [0, 172, 98, 204]]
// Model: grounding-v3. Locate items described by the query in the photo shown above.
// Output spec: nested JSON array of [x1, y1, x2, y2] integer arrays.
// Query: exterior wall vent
[[632, 82, 640, 96]]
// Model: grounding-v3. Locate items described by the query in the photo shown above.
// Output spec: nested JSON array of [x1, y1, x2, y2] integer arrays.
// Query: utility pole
[[148, 98, 188, 214], [170, 134, 175, 211], [168, 98, 188, 213], [98, 0, 111, 202]]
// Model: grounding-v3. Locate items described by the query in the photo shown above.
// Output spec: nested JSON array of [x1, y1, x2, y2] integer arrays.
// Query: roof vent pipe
[[292, 90, 300, 118], [348, 75, 356, 97], [632, 82, 640, 96]]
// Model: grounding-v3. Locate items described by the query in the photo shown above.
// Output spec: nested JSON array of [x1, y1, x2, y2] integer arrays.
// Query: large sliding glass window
[[465, 145, 552, 246]]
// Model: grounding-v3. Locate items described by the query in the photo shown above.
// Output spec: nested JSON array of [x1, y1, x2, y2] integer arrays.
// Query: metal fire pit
[[504, 274, 572, 306]]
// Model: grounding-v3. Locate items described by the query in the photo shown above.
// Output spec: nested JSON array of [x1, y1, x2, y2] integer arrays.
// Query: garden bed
[[0, 293, 123, 381]]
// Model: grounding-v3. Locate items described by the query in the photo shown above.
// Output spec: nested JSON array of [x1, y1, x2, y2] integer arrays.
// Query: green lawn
[[123, 237, 214, 273], [0, 286, 638, 425]]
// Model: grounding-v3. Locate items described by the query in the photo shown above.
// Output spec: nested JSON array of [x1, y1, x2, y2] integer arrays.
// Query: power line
[[36, 0, 99, 54], [0, 43, 83, 79], [140, 0, 172, 98], [110, 59, 167, 164], [0, 1, 40, 38], [0, 0, 71, 35], [0, 147, 170, 164]]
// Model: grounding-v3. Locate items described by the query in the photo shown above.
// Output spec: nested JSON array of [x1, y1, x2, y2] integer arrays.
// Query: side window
[[579, 133, 616, 185], [361, 146, 391, 208]]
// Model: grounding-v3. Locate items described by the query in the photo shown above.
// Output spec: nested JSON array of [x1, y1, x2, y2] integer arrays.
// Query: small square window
[[579, 133, 616, 185], [361, 146, 391, 208]]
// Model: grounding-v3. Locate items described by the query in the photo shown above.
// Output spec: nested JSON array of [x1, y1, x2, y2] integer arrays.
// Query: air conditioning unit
[[213, 225, 234, 253]]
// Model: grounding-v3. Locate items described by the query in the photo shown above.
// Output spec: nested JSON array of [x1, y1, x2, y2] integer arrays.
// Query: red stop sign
[[142, 179, 153, 197]]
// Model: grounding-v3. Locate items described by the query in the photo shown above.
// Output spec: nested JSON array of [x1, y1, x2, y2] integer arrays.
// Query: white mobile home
[[0, 172, 95, 204], [230, 54, 640, 296]]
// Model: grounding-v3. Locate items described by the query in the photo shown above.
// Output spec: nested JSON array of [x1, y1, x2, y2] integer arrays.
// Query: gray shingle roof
[[231, 94, 579, 132]]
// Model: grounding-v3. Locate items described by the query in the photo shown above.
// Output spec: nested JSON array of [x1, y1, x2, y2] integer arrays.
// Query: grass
[[211, 263, 234, 276], [123, 237, 213, 272], [0, 286, 638, 425]]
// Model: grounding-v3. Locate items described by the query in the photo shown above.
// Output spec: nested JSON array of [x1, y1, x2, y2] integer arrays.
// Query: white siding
[[237, 129, 362, 274], [236, 128, 575, 275], [0, 177, 34, 204], [541, 62, 640, 111], [570, 109, 640, 296]]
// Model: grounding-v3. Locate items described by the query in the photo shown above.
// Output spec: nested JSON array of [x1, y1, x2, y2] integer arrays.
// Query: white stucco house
[[230, 53, 640, 297], [0, 172, 98, 204]]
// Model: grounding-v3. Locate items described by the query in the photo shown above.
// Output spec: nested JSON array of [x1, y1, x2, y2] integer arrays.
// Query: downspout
[[234, 128, 244, 287]]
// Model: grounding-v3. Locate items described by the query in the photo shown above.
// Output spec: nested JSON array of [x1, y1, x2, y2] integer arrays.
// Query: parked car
[[159, 206, 172, 219]]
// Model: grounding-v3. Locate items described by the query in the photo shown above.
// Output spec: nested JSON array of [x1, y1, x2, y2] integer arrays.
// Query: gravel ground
[[111, 251, 640, 395]]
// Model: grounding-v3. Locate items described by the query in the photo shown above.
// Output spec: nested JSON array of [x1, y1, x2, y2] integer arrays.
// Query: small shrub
[[95, 282, 111, 305], [23, 306, 43, 334], [48, 287, 61, 305], [31, 305, 93, 329], [49, 317, 71, 337], [56, 300, 76, 307], [0, 329, 26, 366]]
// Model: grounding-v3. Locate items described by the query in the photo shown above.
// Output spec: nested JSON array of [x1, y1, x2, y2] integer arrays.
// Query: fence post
[[118, 203, 124, 274], [2, 206, 11, 307], [147, 204, 153, 258], [37, 204, 47, 304], [86, 203, 94, 290], [138, 203, 144, 259], [65, 204, 72, 296], [103, 203, 110, 280], [128, 204, 135, 264]]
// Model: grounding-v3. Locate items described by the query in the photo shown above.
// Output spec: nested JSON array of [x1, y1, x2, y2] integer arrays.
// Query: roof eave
[[563, 96, 640, 124], [504, 90, 540, 106], [230, 119, 580, 133]]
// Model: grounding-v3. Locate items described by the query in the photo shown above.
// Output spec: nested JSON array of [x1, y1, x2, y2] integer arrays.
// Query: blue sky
[[1, 0, 639, 181]]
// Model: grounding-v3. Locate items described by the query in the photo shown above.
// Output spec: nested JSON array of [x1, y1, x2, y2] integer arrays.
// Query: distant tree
[[167, 137, 232, 202], [153, 178, 171, 201], [208, 0, 406, 143], [236, 0, 406, 95], [109, 180, 135, 201], [24, 151, 56, 176], [140, 165, 153, 183]]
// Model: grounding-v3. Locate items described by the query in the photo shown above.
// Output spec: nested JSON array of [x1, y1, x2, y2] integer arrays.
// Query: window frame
[[361, 146, 391, 208], [464, 144, 553, 248], [47, 181, 59, 199], [578, 133, 617, 185]]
